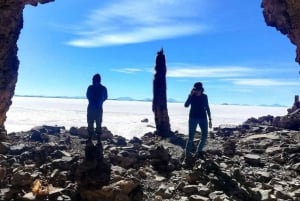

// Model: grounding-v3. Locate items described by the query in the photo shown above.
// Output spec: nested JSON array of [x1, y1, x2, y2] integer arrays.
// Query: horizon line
[[13, 94, 288, 107]]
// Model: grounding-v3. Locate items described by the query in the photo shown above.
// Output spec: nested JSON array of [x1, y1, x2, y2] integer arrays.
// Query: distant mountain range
[[14, 95, 287, 107], [221, 102, 287, 107], [110, 96, 181, 103]]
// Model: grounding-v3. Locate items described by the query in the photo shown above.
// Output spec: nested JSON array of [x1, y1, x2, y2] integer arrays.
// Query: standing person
[[184, 82, 212, 165], [86, 73, 108, 143]]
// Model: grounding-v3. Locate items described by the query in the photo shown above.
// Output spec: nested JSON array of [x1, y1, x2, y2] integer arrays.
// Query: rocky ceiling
[[0, 0, 299, 139], [262, 0, 300, 64]]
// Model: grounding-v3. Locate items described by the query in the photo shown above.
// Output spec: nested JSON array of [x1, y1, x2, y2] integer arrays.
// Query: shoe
[[194, 151, 204, 160], [182, 155, 194, 168], [86, 138, 93, 146], [182, 160, 193, 168]]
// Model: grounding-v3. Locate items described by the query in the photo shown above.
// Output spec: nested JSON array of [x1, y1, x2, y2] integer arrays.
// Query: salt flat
[[5, 96, 288, 139]]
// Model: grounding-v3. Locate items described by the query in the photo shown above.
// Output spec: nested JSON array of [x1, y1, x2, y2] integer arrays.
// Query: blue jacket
[[185, 94, 211, 119]]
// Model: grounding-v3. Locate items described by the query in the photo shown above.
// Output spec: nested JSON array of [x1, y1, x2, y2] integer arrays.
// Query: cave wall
[[0, 0, 54, 139], [262, 0, 300, 65]]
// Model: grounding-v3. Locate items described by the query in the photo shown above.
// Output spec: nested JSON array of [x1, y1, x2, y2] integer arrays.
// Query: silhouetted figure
[[152, 49, 171, 137], [86, 73, 107, 143], [183, 82, 212, 165]]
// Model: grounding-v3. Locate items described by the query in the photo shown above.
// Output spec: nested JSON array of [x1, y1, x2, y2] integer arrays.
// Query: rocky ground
[[0, 114, 299, 201]]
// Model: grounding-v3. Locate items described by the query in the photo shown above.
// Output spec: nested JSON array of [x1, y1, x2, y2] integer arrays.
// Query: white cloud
[[229, 78, 300, 87], [167, 65, 252, 78], [67, 0, 210, 47], [112, 68, 144, 74]]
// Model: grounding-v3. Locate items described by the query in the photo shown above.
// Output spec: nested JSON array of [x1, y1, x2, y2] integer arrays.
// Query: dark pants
[[87, 106, 103, 136], [185, 118, 208, 159]]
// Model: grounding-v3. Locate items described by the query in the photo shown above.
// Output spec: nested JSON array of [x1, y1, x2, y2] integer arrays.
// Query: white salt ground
[[6, 97, 288, 139]]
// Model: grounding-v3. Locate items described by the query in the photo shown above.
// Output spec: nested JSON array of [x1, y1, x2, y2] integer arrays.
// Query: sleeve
[[184, 95, 192, 107], [102, 86, 108, 102], [205, 95, 211, 119], [86, 86, 91, 100]]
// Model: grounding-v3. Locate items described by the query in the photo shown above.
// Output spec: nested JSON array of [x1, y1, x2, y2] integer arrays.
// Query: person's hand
[[209, 119, 212, 128], [190, 89, 195, 96], [190, 90, 193, 96]]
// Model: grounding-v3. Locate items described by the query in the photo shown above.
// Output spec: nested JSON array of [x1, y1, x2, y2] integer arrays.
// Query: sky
[[16, 0, 300, 106]]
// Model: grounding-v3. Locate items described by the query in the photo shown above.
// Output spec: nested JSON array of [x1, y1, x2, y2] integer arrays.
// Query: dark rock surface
[[0, 117, 298, 201]]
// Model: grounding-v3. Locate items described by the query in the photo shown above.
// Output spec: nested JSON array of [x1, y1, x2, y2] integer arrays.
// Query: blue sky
[[16, 0, 300, 105]]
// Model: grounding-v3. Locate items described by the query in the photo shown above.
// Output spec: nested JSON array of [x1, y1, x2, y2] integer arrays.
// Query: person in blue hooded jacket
[[184, 82, 212, 164], [86, 73, 107, 143]]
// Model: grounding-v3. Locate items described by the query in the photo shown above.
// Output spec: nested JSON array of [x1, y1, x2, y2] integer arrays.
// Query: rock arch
[[0, 0, 299, 139]]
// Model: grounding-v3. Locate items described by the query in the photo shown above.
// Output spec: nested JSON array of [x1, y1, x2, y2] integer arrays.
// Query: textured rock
[[0, 122, 299, 200], [262, 0, 300, 65], [274, 108, 300, 130], [0, 0, 54, 140], [152, 49, 171, 137], [0, 142, 10, 154], [287, 95, 300, 114]]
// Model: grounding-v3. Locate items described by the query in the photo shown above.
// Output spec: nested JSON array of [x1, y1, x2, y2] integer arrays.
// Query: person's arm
[[184, 95, 192, 107], [184, 89, 195, 107], [205, 95, 212, 128], [206, 102, 211, 120], [86, 86, 91, 100], [102, 86, 108, 102]]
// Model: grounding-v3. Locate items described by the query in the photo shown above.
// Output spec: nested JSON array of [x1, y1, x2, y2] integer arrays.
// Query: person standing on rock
[[184, 82, 212, 164], [86, 73, 108, 143]]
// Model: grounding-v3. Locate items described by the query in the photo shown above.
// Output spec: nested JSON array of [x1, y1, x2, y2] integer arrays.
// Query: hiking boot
[[182, 154, 194, 168], [194, 151, 205, 160], [182, 160, 193, 168], [86, 137, 93, 146]]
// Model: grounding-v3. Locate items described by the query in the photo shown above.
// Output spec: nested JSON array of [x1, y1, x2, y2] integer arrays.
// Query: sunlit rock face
[[262, 0, 300, 64], [0, 0, 53, 139]]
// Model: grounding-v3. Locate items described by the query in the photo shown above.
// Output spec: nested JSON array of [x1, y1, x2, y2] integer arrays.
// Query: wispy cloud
[[67, 0, 210, 47], [112, 68, 144, 74], [228, 78, 300, 87], [167, 65, 253, 78]]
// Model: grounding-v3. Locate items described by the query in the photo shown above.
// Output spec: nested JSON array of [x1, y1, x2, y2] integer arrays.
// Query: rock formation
[[269, 95, 300, 130], [0, 0, 54, 140], [152, 49, 171, 137], [288, 95, 300, 114], [262, 0, 300, 66]]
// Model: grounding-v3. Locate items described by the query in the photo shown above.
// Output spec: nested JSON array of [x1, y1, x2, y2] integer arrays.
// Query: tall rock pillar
[[0, 0, 54, 139], [152, 49, 171, 137]]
